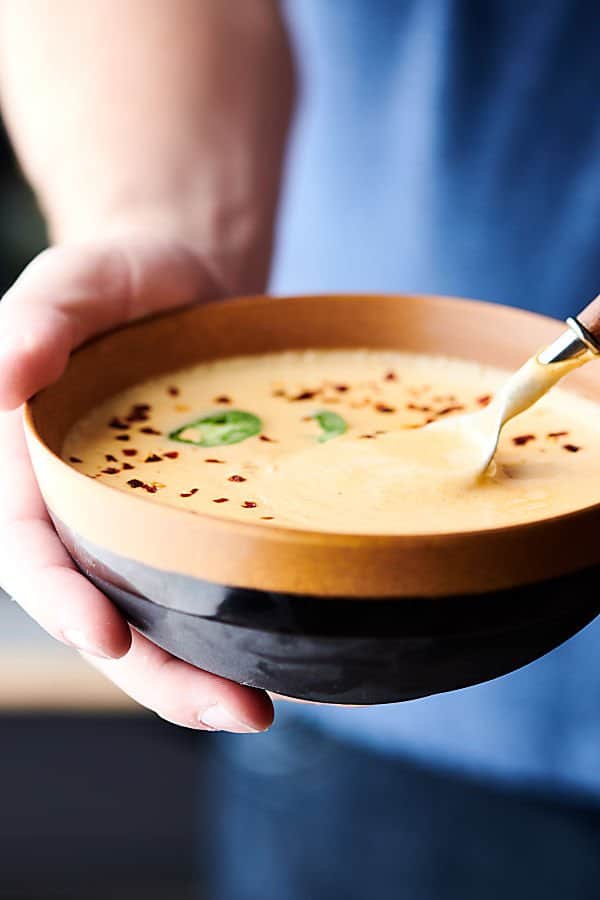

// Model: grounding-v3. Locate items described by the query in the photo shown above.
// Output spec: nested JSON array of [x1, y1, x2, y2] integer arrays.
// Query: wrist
[[44, 183, 277, 297]]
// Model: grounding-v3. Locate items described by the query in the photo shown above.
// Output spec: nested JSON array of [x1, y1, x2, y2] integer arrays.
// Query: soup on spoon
[[62, 348, 600, 535]]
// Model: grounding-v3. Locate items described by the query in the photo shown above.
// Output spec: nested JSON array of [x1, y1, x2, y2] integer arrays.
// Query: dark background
[[0, 122, 45, 295], [0, 123, 202, 899], [0, 717, 200, 900]]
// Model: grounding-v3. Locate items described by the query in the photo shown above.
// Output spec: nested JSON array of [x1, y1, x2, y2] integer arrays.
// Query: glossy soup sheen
[[62, 350, 600, 535]]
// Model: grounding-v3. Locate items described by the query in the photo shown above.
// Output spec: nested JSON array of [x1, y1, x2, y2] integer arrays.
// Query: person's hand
[[0, 234, 274, 733]]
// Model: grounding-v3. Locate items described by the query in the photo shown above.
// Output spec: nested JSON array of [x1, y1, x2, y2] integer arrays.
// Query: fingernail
[[61, 628, 112, 659], [199, 704, 264, 733]]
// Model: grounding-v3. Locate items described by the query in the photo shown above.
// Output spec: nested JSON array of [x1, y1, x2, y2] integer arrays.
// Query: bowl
[[24, 294, 600, 704]]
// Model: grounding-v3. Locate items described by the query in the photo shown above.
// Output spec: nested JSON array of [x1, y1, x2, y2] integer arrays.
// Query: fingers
[[0, 240, 267, 731], [2, 518, 133, 659], [0, 409, 131, 658], [0, 409, 273, 732], [85, 630, 274, 733], [0, 236, 223, 409]]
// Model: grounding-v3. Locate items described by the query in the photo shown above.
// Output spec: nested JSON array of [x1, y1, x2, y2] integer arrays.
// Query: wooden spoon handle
[[576, 294, 600, 348]]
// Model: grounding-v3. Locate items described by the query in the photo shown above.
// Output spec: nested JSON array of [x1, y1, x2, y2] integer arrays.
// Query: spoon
[[427, 295, 600, 473]]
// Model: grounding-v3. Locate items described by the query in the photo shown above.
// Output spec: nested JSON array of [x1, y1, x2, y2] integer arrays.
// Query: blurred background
[[0, 121, 44, 294], [0, 122, 200, 899]]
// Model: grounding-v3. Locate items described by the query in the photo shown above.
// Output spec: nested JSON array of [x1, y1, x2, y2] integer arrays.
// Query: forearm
[[0, 0, 295, 291]]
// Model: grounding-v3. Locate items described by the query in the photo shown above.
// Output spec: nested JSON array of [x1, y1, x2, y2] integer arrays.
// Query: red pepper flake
[[144, 484, 158, 494], [127, 479, 145, 489], [272, 388, 286, 398], [145, 454, 162, 463], [126, 403, 151, 423], [108, 417, 130, 430], [205, 458, 225, 464], [407, 403, 432, 413], [548, 431, 569, 438], [563, 443, 581, 453], [512, 434, 536, 446], [115, 434, 130, 441], [69, 456, 83, 464], [167, 386, 180, 397], [228, 475, 247, 483], [180, 488, 199, 498], [291, 390, 318, 401], [140, 426, 162, 435], [212, 497, 230, 504], [477, 394, 493, 407], [163, 451, 179, 459], [375, 403, 396, 413], [360, 434, 376, 439], [261, 516, 275, 520], [214, 395, 231, 404], [105, 454, 118, 462], [122, 463, 135, 471], [437, 405, 465, 416], [259, 435, 277, 443], [123, 448, 138, 457], [101, 467, 120, 475], [335, 384, 349, 393], [384, 371, 397, 382], [241, 501, 257, 509]]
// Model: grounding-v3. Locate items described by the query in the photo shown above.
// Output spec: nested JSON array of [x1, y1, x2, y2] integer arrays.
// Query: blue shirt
[[270, 0, 600, 797]]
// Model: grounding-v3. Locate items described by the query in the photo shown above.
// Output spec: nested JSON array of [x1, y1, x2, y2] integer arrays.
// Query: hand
[[0, 234, 274, 733]]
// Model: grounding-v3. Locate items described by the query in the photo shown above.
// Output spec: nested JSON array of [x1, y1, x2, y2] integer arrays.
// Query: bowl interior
[[25, 293, 600, 598]]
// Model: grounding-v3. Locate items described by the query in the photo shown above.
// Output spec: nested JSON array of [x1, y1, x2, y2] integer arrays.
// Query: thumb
[[0, 236, 224, 410]]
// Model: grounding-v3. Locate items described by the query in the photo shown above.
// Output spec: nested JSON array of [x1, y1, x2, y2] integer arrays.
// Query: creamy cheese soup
[[63, 350, 600, 534]]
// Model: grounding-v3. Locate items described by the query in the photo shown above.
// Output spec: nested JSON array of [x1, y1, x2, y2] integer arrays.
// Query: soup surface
[[63, 350, 600, 534]]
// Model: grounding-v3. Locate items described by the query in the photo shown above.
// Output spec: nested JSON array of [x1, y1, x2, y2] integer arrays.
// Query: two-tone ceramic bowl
[[24, 294, 600, 704]]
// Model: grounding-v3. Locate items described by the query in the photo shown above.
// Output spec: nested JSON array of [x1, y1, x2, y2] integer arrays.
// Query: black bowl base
[[56, 520, 600, 705], [85, 571, 600, 706]]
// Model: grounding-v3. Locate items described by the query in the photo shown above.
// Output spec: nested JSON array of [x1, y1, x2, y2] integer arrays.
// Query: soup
[[62, 350, 600, 534]]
